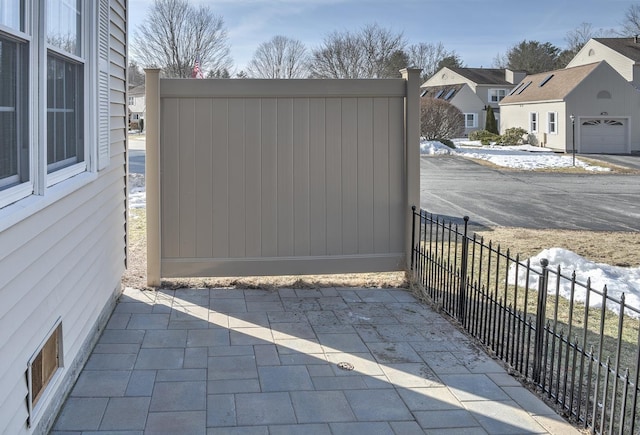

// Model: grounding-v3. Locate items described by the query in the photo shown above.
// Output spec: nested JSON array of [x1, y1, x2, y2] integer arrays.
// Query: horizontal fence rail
[[410, 207, 640, 434]]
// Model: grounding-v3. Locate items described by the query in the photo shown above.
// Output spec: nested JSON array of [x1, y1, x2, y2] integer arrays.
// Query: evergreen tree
[[485, 106, 498, 134]]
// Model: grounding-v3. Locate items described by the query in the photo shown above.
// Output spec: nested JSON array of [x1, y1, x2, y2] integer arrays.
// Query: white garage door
[[580, 119, 628, 154]]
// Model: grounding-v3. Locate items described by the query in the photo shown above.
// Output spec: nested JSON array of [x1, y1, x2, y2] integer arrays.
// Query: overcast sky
[[128, 0, 637, 72]]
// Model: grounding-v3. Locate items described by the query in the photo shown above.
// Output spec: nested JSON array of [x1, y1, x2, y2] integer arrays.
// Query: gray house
[[420, 68, 526, 136], [0, 1, 127, 433], [500, 61, 640, 154]]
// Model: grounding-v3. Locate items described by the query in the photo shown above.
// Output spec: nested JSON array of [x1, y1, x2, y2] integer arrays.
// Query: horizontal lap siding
[[159, 81, 405, 276], [0, 0, 127, 433]]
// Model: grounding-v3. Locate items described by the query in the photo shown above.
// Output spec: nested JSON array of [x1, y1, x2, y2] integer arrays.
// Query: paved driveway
[[420, 155, 640, 231]]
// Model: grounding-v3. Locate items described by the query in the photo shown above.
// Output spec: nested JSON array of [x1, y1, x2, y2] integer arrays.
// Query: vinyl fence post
[[401, 68, 421, 271], [533, 258, 549, 384], [458, 216, 470, 323], [145, 68, 161, 287]]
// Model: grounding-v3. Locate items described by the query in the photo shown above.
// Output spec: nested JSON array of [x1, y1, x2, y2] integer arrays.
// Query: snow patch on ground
[[129, 173, 146, 209], [421, 139, 610, 171], [510, 248, 640, 318]]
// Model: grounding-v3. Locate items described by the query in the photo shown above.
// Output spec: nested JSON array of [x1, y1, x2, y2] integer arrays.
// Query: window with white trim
[[128, 96, 135, 105], [547, 112, 557, 134], [530, 112, 538, 133], [489, 88, 508, 103], [464, 113, 477, 128], [0, 1, 106, 209]]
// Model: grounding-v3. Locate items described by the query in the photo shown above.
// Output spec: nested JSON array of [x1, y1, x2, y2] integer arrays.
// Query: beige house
[[499, 61, 640, 154], [421, 68, 526, 136], [567, 37, 640, 88], [0, 1, 127, 434]]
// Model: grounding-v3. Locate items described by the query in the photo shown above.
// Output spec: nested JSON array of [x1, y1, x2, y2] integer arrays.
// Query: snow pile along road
[[421, 140, 610, 171]]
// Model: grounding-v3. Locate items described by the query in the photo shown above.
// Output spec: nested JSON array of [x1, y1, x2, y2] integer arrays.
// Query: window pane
[[47, 54, 83, 173], [0, 35, 28, 190], [47, 0, 82, 56], [0, 0, 23, 31]]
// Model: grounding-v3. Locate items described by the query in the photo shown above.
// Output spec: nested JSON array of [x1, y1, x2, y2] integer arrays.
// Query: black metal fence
[[410, 207, 640, 434]]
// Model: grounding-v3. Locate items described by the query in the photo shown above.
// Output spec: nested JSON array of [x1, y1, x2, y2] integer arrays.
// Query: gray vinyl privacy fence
[[144, 69, 421, 285]]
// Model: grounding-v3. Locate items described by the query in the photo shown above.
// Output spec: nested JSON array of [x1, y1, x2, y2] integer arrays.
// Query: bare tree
[[247, 36, 308, 78], [309, 30, 364, 78], [420, 98, 464, 140], [132, 0, 232, 78], [359, 24, 406, 78], [408, 42, 461, 82], [309, 23, 406, 78], [558, 22, 610, 67], [618, 4, 640, 36], [128, 60, 145, 86]]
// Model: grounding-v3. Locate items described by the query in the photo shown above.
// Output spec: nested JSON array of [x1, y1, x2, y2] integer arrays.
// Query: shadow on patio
[[50, 286, 579, 434]]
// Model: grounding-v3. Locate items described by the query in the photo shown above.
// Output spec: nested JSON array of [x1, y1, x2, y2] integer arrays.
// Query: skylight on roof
[[517, 81, 532, 94], [444, 89, 456, 100], [420, 89, 428, 97], [538, 74, 554, 87], [508, 83, 523, 96], [434, 89, 444, 98]]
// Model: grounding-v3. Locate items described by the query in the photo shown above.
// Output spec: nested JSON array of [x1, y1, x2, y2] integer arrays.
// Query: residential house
[[499, 61, 640, 154], [420, 68, 526, 136], [566, 37, 640, 89], [128, 84, 146, 129], [0, 1, 127, 434]]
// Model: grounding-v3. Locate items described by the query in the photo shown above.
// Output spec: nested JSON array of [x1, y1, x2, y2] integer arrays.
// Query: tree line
[[129, 0, 640, 84]]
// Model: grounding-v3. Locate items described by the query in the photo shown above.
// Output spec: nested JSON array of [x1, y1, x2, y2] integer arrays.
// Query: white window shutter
[[97, 0, 110, 170]]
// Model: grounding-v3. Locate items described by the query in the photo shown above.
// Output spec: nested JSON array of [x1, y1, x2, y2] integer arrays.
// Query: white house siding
[[565, 63, 640, 153], [500, 102, 566, 150], [423, 68, 477, 90], [567, 40, 638, 87], [0, 1, 127, 434], [450, 86, 485, 136]]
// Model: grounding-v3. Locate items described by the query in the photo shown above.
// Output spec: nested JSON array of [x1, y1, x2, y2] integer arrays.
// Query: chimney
[[505, 69, 526, 84]]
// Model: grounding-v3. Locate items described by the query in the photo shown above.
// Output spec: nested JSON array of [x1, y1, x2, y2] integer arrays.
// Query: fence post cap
[[540, 258, 549, 267]]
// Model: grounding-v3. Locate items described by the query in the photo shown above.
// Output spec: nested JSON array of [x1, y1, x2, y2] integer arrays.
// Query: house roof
[[420, 84, 465, 101], [448, 68, 514, 85], [593, 37, 640, 62], [499, 62, 601, 105], [129, 84, 145, 95]]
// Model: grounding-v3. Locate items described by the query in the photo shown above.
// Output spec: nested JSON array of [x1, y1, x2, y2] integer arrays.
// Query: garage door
[[580, 119, 628, 154]]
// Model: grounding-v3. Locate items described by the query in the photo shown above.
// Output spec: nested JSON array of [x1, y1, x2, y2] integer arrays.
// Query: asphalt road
[[420, 155, 640, 231]]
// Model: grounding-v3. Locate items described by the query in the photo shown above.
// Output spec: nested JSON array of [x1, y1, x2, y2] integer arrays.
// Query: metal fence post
[[410, 205, 417, 271], [533, 258, 549, 384], [457, 216, 470, 323]]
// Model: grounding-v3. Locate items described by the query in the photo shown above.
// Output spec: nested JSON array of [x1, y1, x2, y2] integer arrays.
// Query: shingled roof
[[500, 62, 600, 105], [448, 68, 513, 85], [593, 37, 640, 62]]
